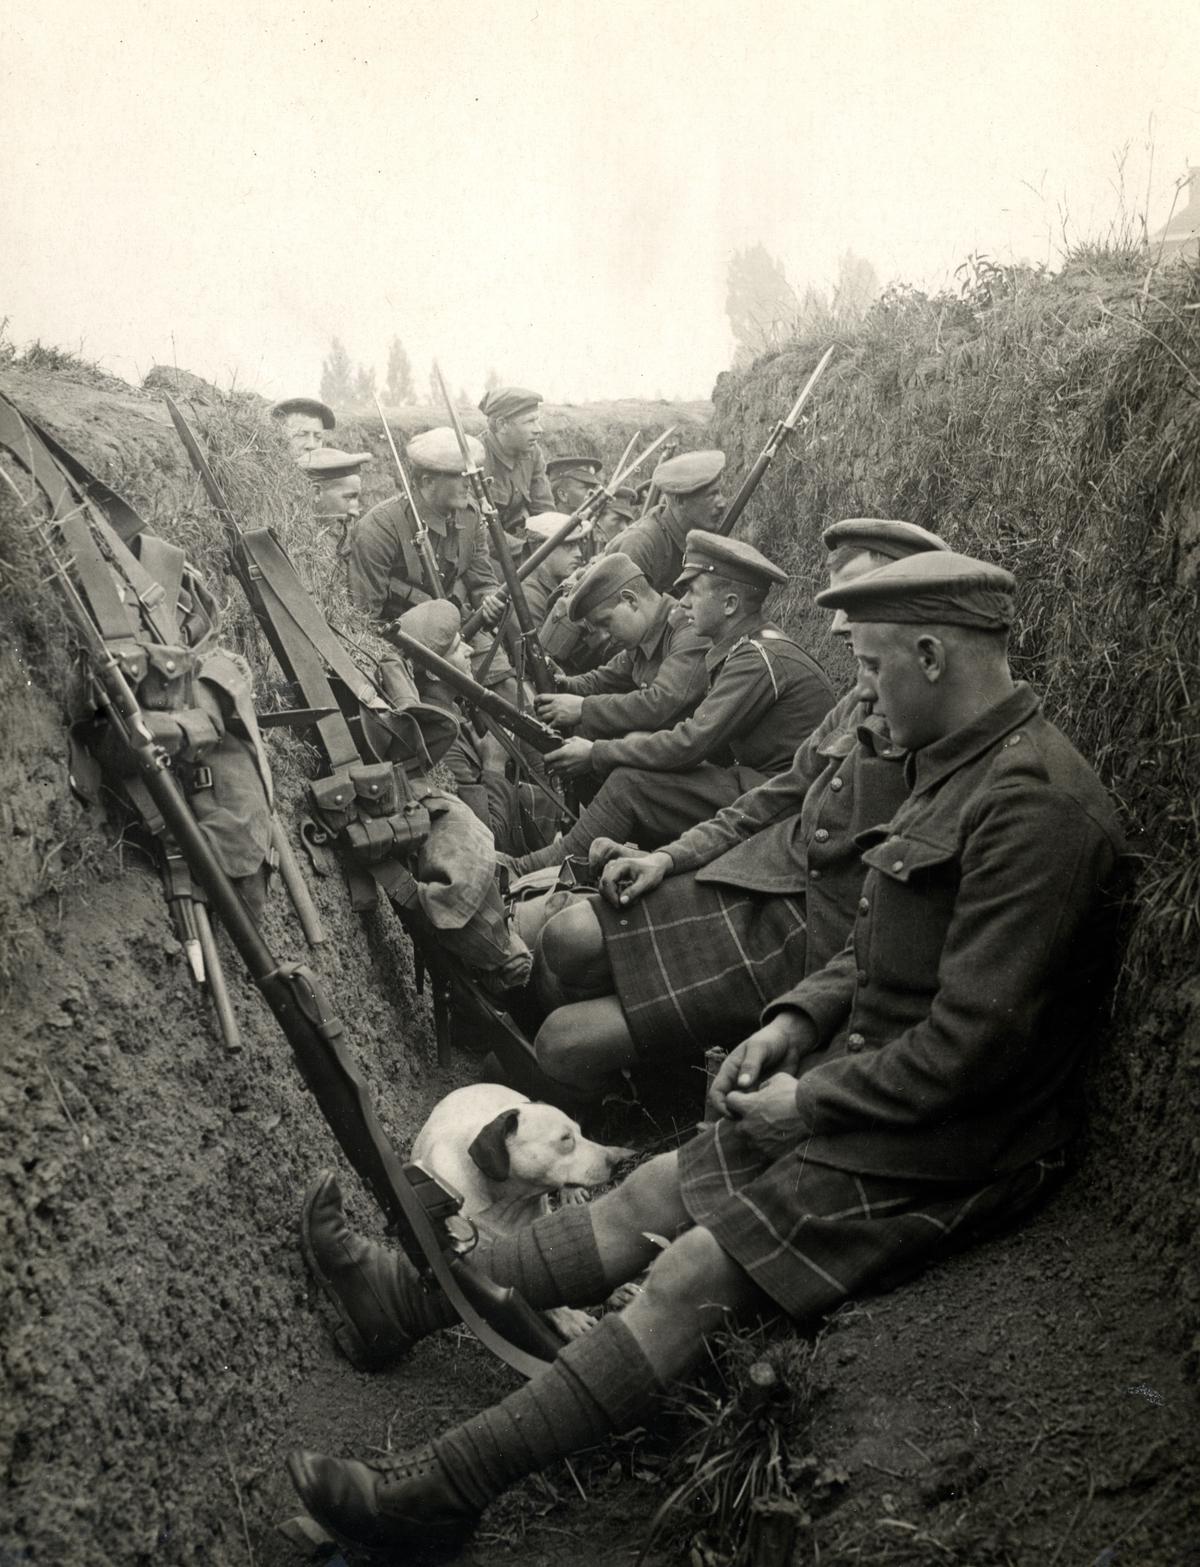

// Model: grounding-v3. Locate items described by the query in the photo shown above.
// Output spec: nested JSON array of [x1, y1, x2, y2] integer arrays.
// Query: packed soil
[[2, 352, 1197, 1567]]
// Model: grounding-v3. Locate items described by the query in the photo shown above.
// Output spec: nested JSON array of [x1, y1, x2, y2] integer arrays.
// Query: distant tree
[[458, 387, 472, 407], [319, 337, 353, 406], [725, 244, 797, 369], [351, 363, 377, 407], [383, 337, 415, 405], [484, 367, 502, 393], [832, 250, 880, 319]]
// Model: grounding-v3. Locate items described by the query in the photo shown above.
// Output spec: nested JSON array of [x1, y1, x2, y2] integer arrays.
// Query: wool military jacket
[[589, 620, 835, 777], [664, 687, 910, 975], [603, 500, 689, 593], [560, 596, 709, 739], [523, 559, 568, 629], [763, 684, 1126, 1184], [481, 429, 555, 530], [347, 496, 500, 620]]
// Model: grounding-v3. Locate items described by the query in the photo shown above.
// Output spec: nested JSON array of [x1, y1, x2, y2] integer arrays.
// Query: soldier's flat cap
[[816, 550, 1016, 629], [478, 386, 543, 421], [568, 553, 647, 622], [406, 427, 485, 474], [546, 455, 603, 484], [270, 397, 336, 429], [653, 449, 725, 495], [525, 511, 589, 544], [822, 518, 949, 560], [298, 448, 372, 481], [397, 598, 462, 659], [601, 495, 636, 524], [674, 530, 788, 592]]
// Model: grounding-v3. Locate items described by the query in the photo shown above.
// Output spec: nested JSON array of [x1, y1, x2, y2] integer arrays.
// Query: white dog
[[411, 1083, 634, 1338]]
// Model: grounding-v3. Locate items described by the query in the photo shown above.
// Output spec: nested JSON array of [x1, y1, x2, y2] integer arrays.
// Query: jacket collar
[[704, 613, 766, 672], [636, 595, 674, 657], [907, 682, 1041, 795], [482, 427, 517, 475]]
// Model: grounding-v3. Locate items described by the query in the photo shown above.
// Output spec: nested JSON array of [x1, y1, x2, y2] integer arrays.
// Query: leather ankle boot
[[300, 1170, 449, 1370], [288, 1443, 479, 1554]]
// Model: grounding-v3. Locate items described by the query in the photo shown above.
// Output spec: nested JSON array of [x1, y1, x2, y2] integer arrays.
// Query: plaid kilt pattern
[[595, 872, 807, 1056], [679, 1117, 1066, 1320]]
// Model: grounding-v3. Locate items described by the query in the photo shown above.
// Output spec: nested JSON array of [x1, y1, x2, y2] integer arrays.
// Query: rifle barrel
[[388, 626, 563, 754]]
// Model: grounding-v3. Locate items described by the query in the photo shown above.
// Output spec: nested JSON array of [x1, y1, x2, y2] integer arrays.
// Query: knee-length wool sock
[[434, 1313, 660, 1511], [470, 1201, 608, 1307]]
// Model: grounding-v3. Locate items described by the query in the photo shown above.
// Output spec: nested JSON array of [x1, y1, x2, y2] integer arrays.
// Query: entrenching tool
[[716, 344, 836, 537]]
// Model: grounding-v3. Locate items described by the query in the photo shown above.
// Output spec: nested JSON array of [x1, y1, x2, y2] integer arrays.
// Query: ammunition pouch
[[306, 763, 433, 897]]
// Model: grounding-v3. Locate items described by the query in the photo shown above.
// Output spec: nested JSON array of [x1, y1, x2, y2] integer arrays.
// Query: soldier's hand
[[723, 1073, 808, 1156], [478, 593, 507, 628], [599, 851, 673, 908], [709, 1011, 815, 1118], [535, 693, 585, 728], [545, 736, 595, 777]]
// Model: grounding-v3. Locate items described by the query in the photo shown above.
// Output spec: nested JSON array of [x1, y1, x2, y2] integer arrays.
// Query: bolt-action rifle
[[459, 422, 679, 641], [387, 625, 564, 756], [715, 345, 836, 538], [33, 511, 562, 1381], [372, 394, 445, 602]]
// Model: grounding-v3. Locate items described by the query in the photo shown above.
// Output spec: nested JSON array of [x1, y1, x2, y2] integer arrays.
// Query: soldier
[[299, 448, 372, 523], [546, 454, 603, 514], [504, 532, 836, 874], [591, 486, 637, 550], [529, 520, 948, 1093], [347, 427, 505, 628], [270, 396, 336, 462], [605, 449, 727, 591], [289, 550, 1126, 1557], [520, 512, 591, 627], [533, 553, 709, 742], [396, 600, 557, 855], [478, 386, 555, 554]]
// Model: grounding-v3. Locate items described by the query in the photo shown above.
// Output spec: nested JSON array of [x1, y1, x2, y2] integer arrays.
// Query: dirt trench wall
[[711, 255, 1200, 1360], [0, 363, 710, 1566]]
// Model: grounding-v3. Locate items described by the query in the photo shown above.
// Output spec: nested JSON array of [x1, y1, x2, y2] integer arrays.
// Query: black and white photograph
[[2, 3, 1198, 1563]]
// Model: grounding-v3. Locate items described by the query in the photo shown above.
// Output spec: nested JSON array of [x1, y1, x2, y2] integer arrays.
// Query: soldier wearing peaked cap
[[604, 449, 727, 592], [532, 518, 949, 1089], [516, 512, 592, 629], [531, 553, 709, 745], [478, 386, 555, 549], [289, 545, 1127, 1561], [547, 454, 604, 514], [300, 448, 373, 523], [270, 396, 336, 462], [503, 530, 836, 878]]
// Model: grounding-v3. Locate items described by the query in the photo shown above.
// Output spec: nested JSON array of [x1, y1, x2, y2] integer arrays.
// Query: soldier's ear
[[468, 1109, 521, 1181], [915, 633, 947, 683]]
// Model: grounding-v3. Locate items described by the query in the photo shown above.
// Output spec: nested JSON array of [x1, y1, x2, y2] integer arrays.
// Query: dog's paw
[[546, 1305, 598, 1339], [604, 1281, 644, 1310], [557, 1186, 592, 1207]]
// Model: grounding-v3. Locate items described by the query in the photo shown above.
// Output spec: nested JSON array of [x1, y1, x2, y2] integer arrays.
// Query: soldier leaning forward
[[604, 449, 728, 592], [506, 532, 836, 875]]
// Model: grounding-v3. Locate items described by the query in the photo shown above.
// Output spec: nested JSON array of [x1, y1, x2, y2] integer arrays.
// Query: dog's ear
[[468, 1109, 520, 1182]]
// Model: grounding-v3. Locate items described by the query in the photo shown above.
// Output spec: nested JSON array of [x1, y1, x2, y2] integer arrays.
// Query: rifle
[[372, 394, 445, 601], [387, 626, 564, 756], [460, 423, 678, 640], [716, 345, 836, 537], [33, 511, 562, 1380], [431, 364, 558, 695]]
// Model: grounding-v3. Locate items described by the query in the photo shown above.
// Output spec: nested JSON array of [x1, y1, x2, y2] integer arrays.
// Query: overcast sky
[[3, 0, 1197, 403]]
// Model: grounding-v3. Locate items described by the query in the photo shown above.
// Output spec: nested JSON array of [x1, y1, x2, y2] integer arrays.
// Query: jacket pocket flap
[[861, 833, 957, 883]]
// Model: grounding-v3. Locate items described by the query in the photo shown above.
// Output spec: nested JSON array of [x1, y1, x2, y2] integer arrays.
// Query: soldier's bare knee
[[605, 1150, 685, 1233], [539, 900, 603, 980], [640, 1227, 746, 1321]]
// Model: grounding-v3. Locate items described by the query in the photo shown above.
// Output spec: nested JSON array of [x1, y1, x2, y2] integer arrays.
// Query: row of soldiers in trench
[[252, 386, 1130, 1555]]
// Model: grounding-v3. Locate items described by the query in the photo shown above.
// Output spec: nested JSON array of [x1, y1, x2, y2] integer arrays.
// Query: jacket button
[[891, 859, 905, 872], [830, 777, 844, 791], [858, 897, 870, 914], [809, 868, 821, 880], [814, 828, 830, 843], [847, 1032, 866, 1051], [857, 969, 869, 985]]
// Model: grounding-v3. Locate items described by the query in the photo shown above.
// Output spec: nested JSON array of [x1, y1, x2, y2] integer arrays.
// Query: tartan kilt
[[679, 1117, 1066, 1320], [594, 873, 808, 1057]]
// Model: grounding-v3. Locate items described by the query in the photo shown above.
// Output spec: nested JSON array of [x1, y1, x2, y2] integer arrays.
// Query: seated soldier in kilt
[[289, 549, 1126, 1558], [523, 519, 948, 1097]]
